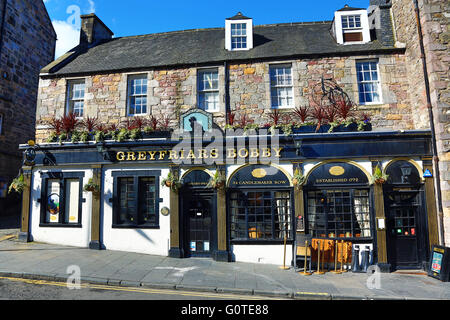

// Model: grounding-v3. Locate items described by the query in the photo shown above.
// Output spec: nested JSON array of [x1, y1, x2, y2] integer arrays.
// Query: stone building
[[390, 0, 449, 248], [18, 1, 448, 272], [0, 0, 56, 215]]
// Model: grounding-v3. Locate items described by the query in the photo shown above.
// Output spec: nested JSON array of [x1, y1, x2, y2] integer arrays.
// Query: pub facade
[[16, 1, 443, 272]]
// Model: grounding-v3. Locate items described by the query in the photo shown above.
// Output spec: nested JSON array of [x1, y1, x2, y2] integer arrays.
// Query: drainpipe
[[224, 60, 230, 124], [413, 0, 444, 245]]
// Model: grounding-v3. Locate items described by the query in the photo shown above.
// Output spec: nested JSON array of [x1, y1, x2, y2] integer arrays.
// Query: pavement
[[0, 217, 449, 300]]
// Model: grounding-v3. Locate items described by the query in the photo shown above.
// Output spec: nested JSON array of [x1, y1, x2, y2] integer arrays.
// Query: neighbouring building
[[17, 1, 449, 272], [0, 0, 56, 215]]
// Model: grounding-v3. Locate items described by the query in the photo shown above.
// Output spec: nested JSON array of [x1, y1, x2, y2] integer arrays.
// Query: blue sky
[[44, 0, 371, 58]]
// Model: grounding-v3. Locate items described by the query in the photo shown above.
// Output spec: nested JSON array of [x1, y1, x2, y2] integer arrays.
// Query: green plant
[[47, 132, 58, 143], [94, 130, 105, 143], [116, 128, 129, 142], [83, 178, 100, 194], [292, 168, 306, 189], [80, 131, 90, 143], [243, 123, 259, 133], [161, 172, 182, 192], [58, 132, 67, 144], [129, 128, 142, 140], [206, 171, 226, 189], [8, 174, 26, 194], [328, 121, 340, 133], [370, 165, 389, 185], [71, 130, 81, 143]]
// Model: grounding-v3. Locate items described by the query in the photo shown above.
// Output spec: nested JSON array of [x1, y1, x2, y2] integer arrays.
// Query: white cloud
[[87, 0, 95, 13], [52, 20, 79, 59]]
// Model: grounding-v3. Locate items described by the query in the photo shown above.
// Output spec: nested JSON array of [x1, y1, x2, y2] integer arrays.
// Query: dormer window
[[225, 12, 253, 51], [231, 23, 247, 49], [333, 5, 370, 45], [341, 15, 363, 42]]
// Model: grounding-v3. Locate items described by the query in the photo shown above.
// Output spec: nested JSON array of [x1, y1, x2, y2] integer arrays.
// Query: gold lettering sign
[[115, 148, 283, 162], [329, 166, 345, 176]]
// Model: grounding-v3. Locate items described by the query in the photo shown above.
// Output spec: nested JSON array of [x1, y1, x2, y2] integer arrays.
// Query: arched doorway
[[383, 160, 428, 269]]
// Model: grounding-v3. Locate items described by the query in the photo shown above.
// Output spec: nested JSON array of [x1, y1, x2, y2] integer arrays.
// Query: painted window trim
[[269, 63, 295, 109], [356, 59, 383, 105], [39, 171, 85, 228], [127, 74, 148, 116], [111, 170, 162, 229], [197, 68, 220, 113], [66, 78, 86, 118], [225, 19, 253, 51], [334, 9, 371, 45]]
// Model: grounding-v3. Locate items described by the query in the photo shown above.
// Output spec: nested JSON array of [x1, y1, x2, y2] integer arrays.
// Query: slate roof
[[44, 21, 399, 76], [226, 12, 252, 20], [337, 5, 365, 11]]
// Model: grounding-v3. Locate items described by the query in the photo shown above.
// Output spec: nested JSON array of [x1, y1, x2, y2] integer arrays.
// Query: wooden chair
[[295, 234, 312, 273]]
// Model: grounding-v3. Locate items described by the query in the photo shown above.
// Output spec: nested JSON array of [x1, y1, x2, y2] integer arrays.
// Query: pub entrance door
[[384, 188, 427, 270], [182, 190, 216, 258]]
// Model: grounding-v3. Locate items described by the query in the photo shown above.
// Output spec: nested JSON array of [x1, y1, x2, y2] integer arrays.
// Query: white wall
[[29, 167, 92, 248], [101, 165, 171, 256], [231, 244, 293, 265]]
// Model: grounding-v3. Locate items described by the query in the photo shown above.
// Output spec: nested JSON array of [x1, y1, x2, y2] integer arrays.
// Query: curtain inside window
[[64, 179, 79, 224], [275, 192, 290, 239]]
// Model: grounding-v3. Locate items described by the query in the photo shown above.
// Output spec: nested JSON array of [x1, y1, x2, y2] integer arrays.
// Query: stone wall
[[0, 0, 55, 213], [392, 0, 450, 246], [227, 54, 412, 129], [36, 53, 415, 142]]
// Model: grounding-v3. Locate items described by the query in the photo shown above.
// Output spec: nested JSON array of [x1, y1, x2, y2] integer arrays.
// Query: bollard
[[315, 240, 325, 275], [360, 246, 371, 272], [330, 240, 341, 274], [340, 240, 348, 273], [351, 245, 361, 272]]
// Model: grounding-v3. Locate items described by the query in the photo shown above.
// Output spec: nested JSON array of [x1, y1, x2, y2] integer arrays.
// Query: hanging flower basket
[[161, 172, 182, 192], [292, 168, 306, 189], [83, 178, 100, 195], [206, 171, 226, 190], [8, 174, 26, 194], [370, 165, 389, 185]]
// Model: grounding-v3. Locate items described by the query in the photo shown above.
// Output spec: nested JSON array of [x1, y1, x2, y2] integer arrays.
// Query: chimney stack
[[80, 13, 113, 46]]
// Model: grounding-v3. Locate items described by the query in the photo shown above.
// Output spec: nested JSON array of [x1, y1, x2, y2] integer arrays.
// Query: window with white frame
[[341, 15, 363, 42], [128, 75, 148, 115], [231, 23, 247, 49], [270, 64, 294, 108], [225, 13, 253, 51], [198, 69, 219, 112], [67, 79, 85, 117], [356, 60, 381, 104]]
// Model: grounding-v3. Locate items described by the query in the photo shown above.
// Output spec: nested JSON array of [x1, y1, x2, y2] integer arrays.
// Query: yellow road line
[[296, 291, 330, 296], [0, 235, 16, 242], [0, 276, 287, 300]]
